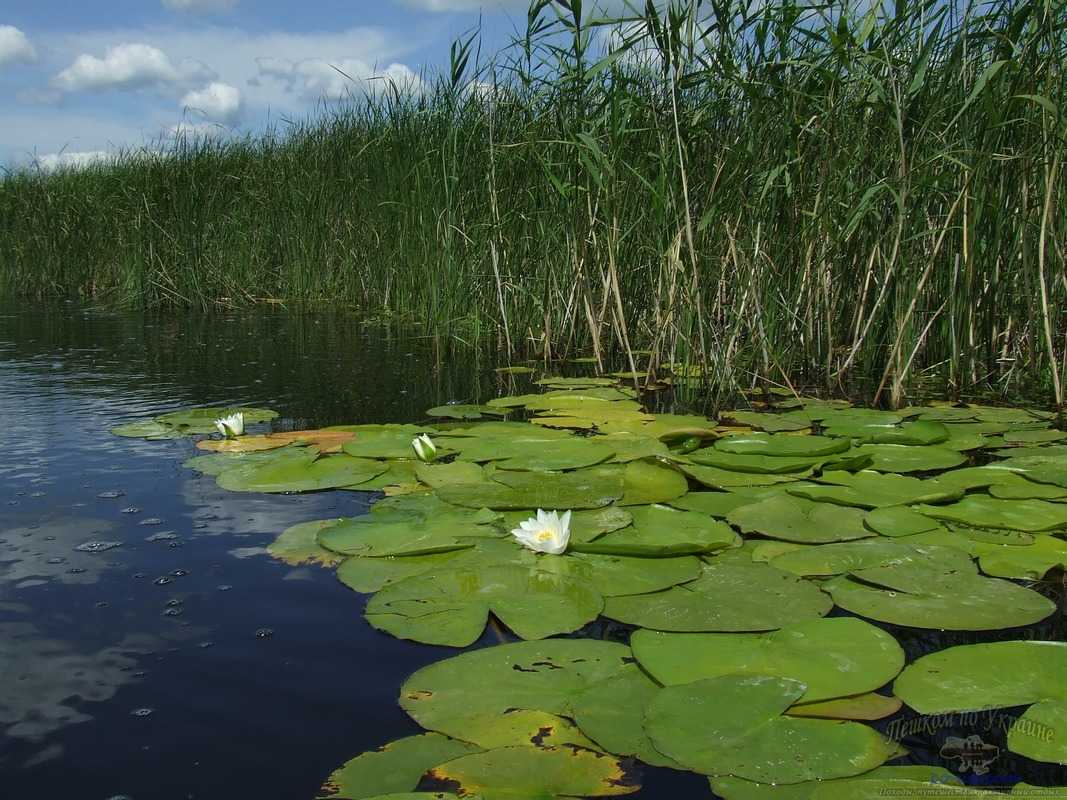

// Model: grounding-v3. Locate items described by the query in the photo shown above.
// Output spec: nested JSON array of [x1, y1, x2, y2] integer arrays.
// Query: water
[[0, 303, 1064, 799]]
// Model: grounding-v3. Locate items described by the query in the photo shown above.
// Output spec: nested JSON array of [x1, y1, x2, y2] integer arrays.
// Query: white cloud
[[253, 58, 420, 102], [0, 25, 37, 67], [53, 43, 215, 92], [33, 150, 114, 172], [163, 0, 237, 11], [181, 81, 241, 123]]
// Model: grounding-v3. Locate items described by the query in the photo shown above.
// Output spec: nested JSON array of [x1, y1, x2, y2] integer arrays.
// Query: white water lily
[[214, 412, 244, 438], [411, 433, 438, 463], [511, 509, 572, 555]]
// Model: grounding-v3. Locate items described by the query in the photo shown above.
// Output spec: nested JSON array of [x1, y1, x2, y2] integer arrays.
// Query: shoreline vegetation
[[0, 0, 1065, 408]]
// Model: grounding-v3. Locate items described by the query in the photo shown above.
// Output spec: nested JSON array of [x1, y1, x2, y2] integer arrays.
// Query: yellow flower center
[[536, 529, 555, 542]]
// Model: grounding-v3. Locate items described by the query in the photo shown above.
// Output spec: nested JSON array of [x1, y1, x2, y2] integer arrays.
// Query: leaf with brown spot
[[197, 429, 356, 453]]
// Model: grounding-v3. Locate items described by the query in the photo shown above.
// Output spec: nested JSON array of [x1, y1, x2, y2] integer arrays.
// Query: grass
[[0, 0, 1064, 408]]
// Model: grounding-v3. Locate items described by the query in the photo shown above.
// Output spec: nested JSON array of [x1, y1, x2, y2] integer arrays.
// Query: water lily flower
[[214, 412, 244, 438], [512, 509, 571, 555], [411, 433, 438, 463]]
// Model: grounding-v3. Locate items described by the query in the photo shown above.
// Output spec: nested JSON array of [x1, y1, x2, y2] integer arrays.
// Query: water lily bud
[[411, 433, 438, 463]]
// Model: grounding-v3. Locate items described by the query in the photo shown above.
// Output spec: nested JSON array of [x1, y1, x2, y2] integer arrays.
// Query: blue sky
[[0, 0, 547, 169]]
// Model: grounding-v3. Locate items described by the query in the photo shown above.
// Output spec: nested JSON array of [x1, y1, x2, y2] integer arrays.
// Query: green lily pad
[[441, 433, 577, 464], [714, 433, 850, 458], [808, 778, 987, 799], [789, 470, 963, 509], [399, 639, 633, 738], [155, 405, 278, 434], [336, 550, 466, 593], [825, 554, 1056, 630], [677, 462, 803, 489], [414, 461, 487, 488], [894, 641, 1067, 764], [183, 445, 310, 476], [632, 617, 903, 703], [863, 506, 944, 537], [645, 675, 898, 783], [916, 496, 1067, 532], [217, 452, 387, 493], [319, 510, 498, 557], [787, 693, 902, 721], [570, 665, 683, 768], [768, 540, 973, 578], [530, 550, 703, 597], [688, 448, 830, 474], [989, 475, 1067, 500], [347, 460, 420, 491], [426, 404, 508, 420], [599, 432, 669, 462], [365, 564, 603, 646], [268, 519, 346, 567], [727, 495, 874, 543], [670, 491, 759, 518], [438, 467, 625, 510], [710, 766, 960, 799], [618, 460, 689, 505], [342, 430, 445, 460], [852, 444, 966, 473], [447, 709, 600, 752], [602, 561, 832, 632], [317, 732, 481, 800], [110, 419, 185, 439], [977, 534, 1067, 579], [493, 438, 616, 472], [421, 743, 639, 799], [719, 411, 811, 432], [821, 420, 949, 446], [573, 504, 739, 556]]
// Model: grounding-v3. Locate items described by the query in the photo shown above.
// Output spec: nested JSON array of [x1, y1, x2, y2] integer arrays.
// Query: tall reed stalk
[[0, 0, 1064, 406]]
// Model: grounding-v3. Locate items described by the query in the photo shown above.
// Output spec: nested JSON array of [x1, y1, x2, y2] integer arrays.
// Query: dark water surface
[[1, 304, 1065, 799]]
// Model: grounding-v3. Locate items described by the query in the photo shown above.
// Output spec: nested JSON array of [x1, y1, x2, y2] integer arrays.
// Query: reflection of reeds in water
[[0, 1, 1064, 407]]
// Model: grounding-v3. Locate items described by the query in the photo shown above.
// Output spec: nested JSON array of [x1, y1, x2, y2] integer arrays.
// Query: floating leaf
[[365, 565, 603, 646], [421, 744, 639, 799], [677, 462, 803, 489], [602, 561, 832, 632], [619, 460, 689, 505], [426, 404, 507, 420], [399, 639, 633, 738], [894, 641, 1067, 764], [710, 766, 960, 799], [916, 496, 1067, 532], [768, 540, 972, 578], [787, 693, 902, 721], [727, 495, 874, 544], [110, 419, 185, 439], [155, 406, 278, 434], [789, 470, 962, 509], [645, 675, 898, 783], [319, 509, 498, 558], [571, 665, 683, 768], [573, 503, 738, 557], [719, 411, 811, 432], [343, 430, 445, 460], [198, 428, 354, 453], [631, 618, 904, 703], [714, 433, 850, 458], [863, 506, 944, 537], [825, 553, 1055, 630], [977, 534, 1067, 579], [336, 550, 465, 593], [688, 448, 831, 474], [317, 733, 481, 800], [217, 452, 388, 493], [268, 519, 346, 567], [599, 432, 669, 462], [493, 438, 615, 472], [415, 461, 487, 488], [438, 467, 625, 510], [852, 444, 966, 473], [447, 709, 600, 751]]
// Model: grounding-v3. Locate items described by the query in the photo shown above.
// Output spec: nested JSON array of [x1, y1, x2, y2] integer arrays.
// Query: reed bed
[[0, 0, 1064, 407]]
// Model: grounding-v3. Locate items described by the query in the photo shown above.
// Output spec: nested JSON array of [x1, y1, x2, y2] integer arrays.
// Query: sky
[[0, 0, 549, 170]]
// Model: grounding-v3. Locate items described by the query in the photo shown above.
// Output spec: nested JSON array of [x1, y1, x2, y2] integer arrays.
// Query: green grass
[[1, 0, 1064, 407]]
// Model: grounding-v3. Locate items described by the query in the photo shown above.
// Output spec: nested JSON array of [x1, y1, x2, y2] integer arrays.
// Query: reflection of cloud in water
[[0, 516, 122, 588], [0, 623, 155, 743]]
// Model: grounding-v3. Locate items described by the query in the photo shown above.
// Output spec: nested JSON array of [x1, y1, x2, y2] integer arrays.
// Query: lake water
[[1, 303, 1065, 799]]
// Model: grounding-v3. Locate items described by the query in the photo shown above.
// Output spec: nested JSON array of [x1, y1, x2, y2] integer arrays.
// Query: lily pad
[[426, 404, 507, 420], [645, 675, 898, 783], [269, 519, 347, 567], [787, 693, 902, 721], [336, 550, 466, 593], [500, 506, 632, 545], [602, 561, 832, 632], [916, 496, 1067, 532], [719, 411, 810, 432], [768, 540, 972, 578], [573, 504, 739, 557], [198, 428, 355, 453], [317, 732, 481, 800], [319, 510, 498, 558], [710, 766, 960, 799], [789, 470, 962, 509], [445, 709, 601, 751], [631, 617, 904, 703], [863, 506, 944, 537], [493, 438, 615, 472], [155, 406, 278, 434], [415, 461, 487, 488], [421, 744, 639, 799], [438, 467, 625, 510], [714, 433, 850, 458], [365, 565, 603, 646], [399, 639, 633, 737], [110, 419, 185, 439], [977, 534, 1067, 579], [217, 452, 387, 493], [688, 448, 830, 474], [619, 461, 689, 505], [894, 641, 1067, 764], [342, 430, 445, 460], [727, 495, 874, 544], [825, 554, 1056, 630], [677, 462, 803, 489], [570, 665, 683, 768], [852, 444, 966, 473]]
